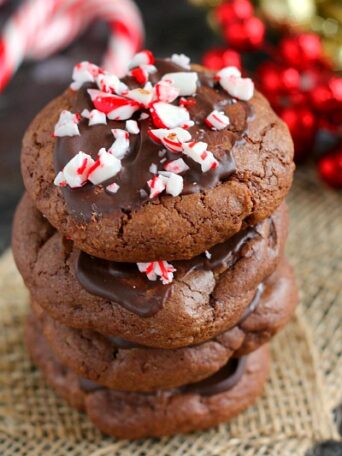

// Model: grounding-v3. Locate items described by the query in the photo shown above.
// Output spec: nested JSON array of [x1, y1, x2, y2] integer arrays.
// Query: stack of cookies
[[12, 51, 297, 439]]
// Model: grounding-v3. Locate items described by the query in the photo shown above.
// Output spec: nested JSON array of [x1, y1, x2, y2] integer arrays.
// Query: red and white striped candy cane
[[0, 0, 144, 91]]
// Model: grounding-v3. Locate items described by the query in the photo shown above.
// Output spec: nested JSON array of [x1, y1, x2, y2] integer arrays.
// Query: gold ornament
[[259, 0, 316, 27]]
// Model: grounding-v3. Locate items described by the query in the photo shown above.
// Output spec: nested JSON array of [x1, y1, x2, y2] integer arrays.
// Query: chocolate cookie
[[25, 315, 270, 439], [13, 194, 288, 348], [34, 259, 296, 392], [21, 58, 294, 262]]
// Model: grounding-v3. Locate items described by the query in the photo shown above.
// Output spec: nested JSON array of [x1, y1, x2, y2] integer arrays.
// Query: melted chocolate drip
[[238, 283, 264, 324], [55, 59, 254, 222], [79, 356, 246, 396], [75, 223, 260, 317]]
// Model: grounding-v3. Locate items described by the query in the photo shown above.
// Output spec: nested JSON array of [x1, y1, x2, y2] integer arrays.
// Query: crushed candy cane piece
[[96, 72, 121, 94], [220, 75, 254, 101], [162, 72, 198, 96], [129, 50, 155, 69], [81, 109, 107, 126], [154, 79, 179, 103], [149, 163, 158, 174], [148, 127, 191, 153], [164, 158, 189, 174], [216, 66, 241, 80], [109, 129, 130, 159], [106, 182, 120, 194], [205, 110, 230, 130], [55, 151, 94, 188], [171, 53, 191, 69], [150, 102, 193, 129], [87, 89, 139, 119], [205, 250, 212, 259], [216, 67, 254, 101], [87, 148, 122, 185], [140, 112, 150, 120], [126, 120, 140, 134], [70, 61, 101, 90], [159, 172, 184, 196], [137, 260, 176, 285], [54, 110, 80, 137], [147, 175, 166, 198], [53, 171, 67, 187], [183, 141, 219, 172], [126, 86, 153, 107], [130, 66, 148, 85]]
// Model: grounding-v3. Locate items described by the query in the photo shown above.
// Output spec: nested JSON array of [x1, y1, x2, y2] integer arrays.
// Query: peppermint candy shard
[[126, 120, 140, 134], [55, 151, 94, 188], [130, 66, 148, 85], [106, 182, 120, 194], [109, 129, 130, 159], [205, 110, 230, 130], [215, 66, 241, 80], [220, 76, 254, 101], [137, 261, 176, 285], [81, 109, 107, 126], [170, 53, 191, 70], [129, 50, 155, 70], [70, 61, 101, 90], [159, 171, 184, 196], [183, 141, 219, 172], [147, 175, 166, 199], [150, 102, 192, 129], [87, 89, 139, 119], [126, 87, 153, 108], [164, 158, 189, 174], [54, 110, 80, 137], [87, 148, 122, 185], [96, 72, 121, 94], [162, 72, 198, 96], [149, 163, 158, 174], [148, 128, 191, 152], [154, 79, 180, 103]]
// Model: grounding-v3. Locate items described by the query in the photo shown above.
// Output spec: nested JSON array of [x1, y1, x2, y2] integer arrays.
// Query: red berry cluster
[[202, 0, 342, 188]]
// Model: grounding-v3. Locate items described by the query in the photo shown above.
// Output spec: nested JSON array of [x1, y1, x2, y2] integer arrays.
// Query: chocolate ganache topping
[[55, 59, 254, 222], [79, 356, 246, 396], [75, 219, 265, 317]]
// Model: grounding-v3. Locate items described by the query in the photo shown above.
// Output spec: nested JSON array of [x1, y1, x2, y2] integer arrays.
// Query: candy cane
[[0, 0, 144, 91]]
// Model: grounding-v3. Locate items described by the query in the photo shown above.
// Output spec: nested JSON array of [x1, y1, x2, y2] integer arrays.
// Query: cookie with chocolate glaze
[[21, 58, 294, 262], [33, 259, 296, 392], [13, 194, 288, 349], [25, 315, 270, 439]]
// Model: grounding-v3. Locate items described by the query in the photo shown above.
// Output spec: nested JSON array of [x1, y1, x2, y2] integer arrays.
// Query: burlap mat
[[0, 167, 341, 455]]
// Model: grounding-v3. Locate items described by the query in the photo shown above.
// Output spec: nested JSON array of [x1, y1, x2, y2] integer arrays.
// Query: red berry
[[216, 0, 253, 26], [223, 16, 265, 51], [202, 48, 241, 71], [318, 146, 342, 189], [280, 33, 322, 69]]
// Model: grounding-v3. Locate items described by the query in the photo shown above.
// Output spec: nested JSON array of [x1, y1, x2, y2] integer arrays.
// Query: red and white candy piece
[[126, 85, 153, 107], [54, 110, 80, 137], [54, 151, 94, 188], [81, 109, 107, 126], [154, 79, 179, 103], [106, 182, 120, 194], [162, 72, 198, 96], [150, 102, 194, 129], [87, 89, 140, 120], [148, 127, 191, 153], [130, 66, 148, 85], [137, 260, 176, 285], [70, 61, 101, 91], [96, 72, 121, 94], [147, 175, 166, 199], [87, 148, 122, 185], [205, 110, 230, 130], [216, 66, 254, 101], [164, 158, 189, 174], [171, 53, 191, 69], [183, 141, 219, 172], [147, 172, 183, 198], [129, 50, 155, 69], [109, 129, 130, 159], [126, 120, 140, 134]]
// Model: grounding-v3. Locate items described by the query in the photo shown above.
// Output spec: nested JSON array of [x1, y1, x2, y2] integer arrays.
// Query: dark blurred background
[[0, 0, 220, 253]]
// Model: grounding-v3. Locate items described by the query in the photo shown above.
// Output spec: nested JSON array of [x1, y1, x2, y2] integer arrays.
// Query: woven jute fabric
[[0, 167, 341, 455]]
